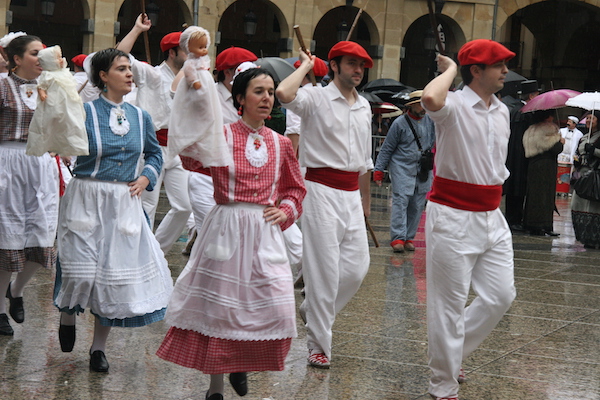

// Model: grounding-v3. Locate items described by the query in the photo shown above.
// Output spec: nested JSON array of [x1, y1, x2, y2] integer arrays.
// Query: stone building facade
[[1, 0, 600, 92]]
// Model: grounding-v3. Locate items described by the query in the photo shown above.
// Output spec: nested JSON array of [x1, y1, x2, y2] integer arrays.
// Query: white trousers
[[300, 181, 370, 359], [187, 171, 216, 232], [426, 201, 516, 398], [142, 147, 192, 254]]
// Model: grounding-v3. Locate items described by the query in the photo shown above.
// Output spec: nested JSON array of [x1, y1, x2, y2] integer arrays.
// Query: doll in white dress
[[27, 45, 88, 156], [167, 26, 231, 167]]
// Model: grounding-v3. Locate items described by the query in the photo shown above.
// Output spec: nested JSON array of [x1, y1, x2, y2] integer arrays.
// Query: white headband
[[0, 31, 27, 49]]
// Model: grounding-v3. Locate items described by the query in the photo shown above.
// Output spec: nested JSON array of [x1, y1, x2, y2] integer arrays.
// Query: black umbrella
[[391, 87, 417, 106], [499, 70, 528, 97], [362, 78, 407, 92], [359, 92, 383, 103], [255, 57, 296, 83]]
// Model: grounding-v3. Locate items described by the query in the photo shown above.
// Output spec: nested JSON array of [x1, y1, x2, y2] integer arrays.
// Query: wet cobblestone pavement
[[1, 185, 599, 400]]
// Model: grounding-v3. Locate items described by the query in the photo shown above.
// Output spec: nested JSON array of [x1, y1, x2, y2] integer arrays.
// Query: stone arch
[[400, 14, 465, 89], [498, 0, 600, 91], [217, 0, 289, 57], [116, 0, 191, 63], [312, 6, 378, 60], [8, 0, 86, 59]]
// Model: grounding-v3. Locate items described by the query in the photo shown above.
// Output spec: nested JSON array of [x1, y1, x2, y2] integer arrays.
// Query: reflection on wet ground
[[1, 186, 599, 399]]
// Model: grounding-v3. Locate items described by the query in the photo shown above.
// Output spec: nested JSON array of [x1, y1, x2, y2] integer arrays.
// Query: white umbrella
[[565, 92, 600, 137]]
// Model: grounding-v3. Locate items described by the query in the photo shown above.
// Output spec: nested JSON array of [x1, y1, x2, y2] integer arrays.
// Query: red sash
[[181, 156, 211, 176], [156, 129, 168, 147], [429, 176, 502, 212], [305, 167, 359, 191]]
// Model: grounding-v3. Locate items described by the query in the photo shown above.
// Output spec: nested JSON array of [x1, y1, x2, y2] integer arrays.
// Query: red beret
[[458, 39, 515, 66], [215, 47, 258, 71], [328, 41, 373, 69], [71, 54, 87, 67], [294, 56, 328, 77], [160, 32, 182, 53]]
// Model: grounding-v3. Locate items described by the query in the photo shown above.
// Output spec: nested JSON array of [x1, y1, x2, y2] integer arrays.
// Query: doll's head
[[38, 45, 66, 71], [180, 26, 211, 59]]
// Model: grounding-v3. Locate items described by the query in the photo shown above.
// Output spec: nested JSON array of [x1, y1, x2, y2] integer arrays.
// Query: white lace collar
[[240, 119, 268, 168], [101, 95, 130, 136]]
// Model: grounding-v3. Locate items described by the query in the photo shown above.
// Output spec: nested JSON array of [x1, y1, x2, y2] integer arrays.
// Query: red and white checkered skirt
[[156, 327, 292, 374]]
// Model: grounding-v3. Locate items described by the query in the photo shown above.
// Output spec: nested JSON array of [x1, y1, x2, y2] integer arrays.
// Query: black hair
[[327, 56, 343, 79], [217, 69, 226, 83], [530, 109, 553, 124], [232, 68, 275, 109], [90, 48, 129, 90], [5, 35, 42, 71], [460, 64, 486, 86], [163, 46, 178, 62]]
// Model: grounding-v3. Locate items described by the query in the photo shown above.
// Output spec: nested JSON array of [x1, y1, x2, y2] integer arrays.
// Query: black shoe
[[0, 313, 14, 336], [6, 282, 24, 323], [205, 390, 224, 400], [229, 372, 248, 396], [510, 224, 525, 232], [545, 230, 560, 237], [89, 350, 109, 372], [59, 324, 76, 352], [529, 229, 546, 236]]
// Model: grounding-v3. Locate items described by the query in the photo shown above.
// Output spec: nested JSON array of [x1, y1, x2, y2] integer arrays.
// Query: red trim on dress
[[156, 129, 168, 146]]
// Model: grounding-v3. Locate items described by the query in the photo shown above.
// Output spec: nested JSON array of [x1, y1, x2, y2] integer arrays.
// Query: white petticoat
[[54, 177, 173, 319], [0, 142, 59, 249], [165, 202, 297, 341]]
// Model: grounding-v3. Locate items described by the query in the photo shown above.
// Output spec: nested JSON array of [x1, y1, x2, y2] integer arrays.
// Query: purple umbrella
[[520, 89, 581, 113]]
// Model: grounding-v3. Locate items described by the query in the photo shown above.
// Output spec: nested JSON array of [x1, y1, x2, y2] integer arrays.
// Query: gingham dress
[[0, 73, 59, 272], [156, 120, 305, 373]]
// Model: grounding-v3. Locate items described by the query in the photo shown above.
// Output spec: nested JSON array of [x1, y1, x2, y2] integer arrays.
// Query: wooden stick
[[365, 216, 380, 247], [346, 8, 363, 41], [140, 4, 152, 64], [293, 25, 317, 86]]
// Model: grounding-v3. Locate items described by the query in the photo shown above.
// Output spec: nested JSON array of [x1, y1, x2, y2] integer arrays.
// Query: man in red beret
[[421, 39, 517, 400], [277, 41, 374, 369], [116, 14, 192, 255], [71, 54, 100, 103]]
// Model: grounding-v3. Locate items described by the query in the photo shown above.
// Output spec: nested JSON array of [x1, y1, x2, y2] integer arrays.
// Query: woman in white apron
[[53, 48, 172, 372], [157, 68, 306, 400], [0, 33, 59, 337]]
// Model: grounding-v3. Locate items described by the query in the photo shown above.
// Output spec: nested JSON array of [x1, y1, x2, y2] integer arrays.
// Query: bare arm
[[421, 54, 457, 112], [275, 50, 314, 104], [116, 14, 151, 54]]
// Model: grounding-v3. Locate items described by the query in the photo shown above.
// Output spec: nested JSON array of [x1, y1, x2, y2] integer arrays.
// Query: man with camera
[[373, 90, 435, 252]]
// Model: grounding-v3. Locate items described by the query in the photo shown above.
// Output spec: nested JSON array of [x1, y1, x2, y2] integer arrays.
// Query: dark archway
[[117, 0, 190, 64], [501, 0, 600, 91], [400, 14, 463, 89], [217, 0, 288, 58], [313, 6, 375, 85], [9, 0, 85, 61]]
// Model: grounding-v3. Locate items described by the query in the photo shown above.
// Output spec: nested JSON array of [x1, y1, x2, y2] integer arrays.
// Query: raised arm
[[421, 54, 457, 112], [116, 14, 151, 54], [276, 50, 314, 104]]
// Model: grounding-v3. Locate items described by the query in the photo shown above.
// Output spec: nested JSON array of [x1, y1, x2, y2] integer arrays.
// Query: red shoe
[[391, 239, 405, 253], [307, 351, 330, 369], [404, 240, 416, 251]]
